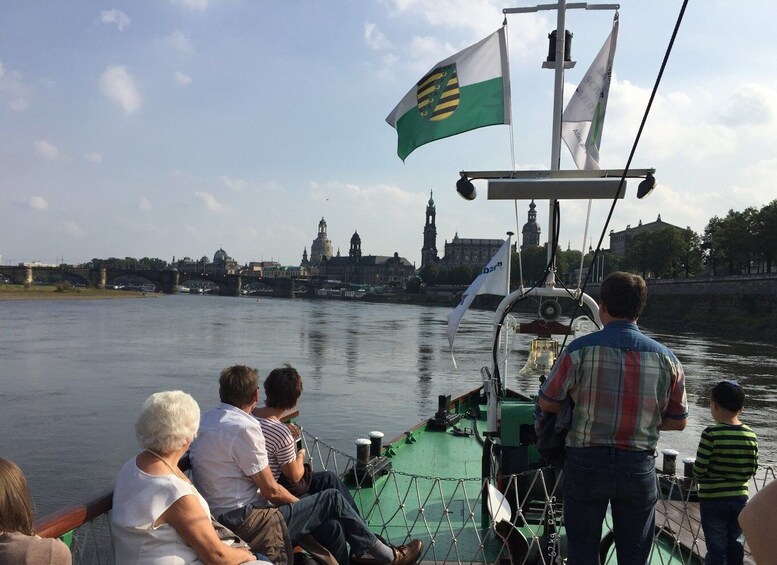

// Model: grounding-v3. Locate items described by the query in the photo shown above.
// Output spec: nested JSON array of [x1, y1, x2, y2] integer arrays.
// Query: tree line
[[83, 257, 169, 270]]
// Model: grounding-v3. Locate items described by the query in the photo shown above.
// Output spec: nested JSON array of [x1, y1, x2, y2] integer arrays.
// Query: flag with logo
[[561, 14, 619, 170], [447, 238, 512, 353], [386, 27, 511, 161]]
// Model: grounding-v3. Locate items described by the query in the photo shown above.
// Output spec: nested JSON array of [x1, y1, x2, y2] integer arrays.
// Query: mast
[[503, 2, 619, 286]]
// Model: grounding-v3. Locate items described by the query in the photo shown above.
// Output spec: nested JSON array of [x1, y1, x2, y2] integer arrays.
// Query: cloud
[[35, 140, 60, 161], [717, 84, 777, 128], [170, 0, 208, 11], [29, 196, 49, 210], [99, 65, 141, 114], [101, 9, 130, 31], [166, 31, 194, 54], [139, 196, 152, 210], [174, 71, 192, 86], [220, 175, 285, 194], [364, 22, 392, 50], [84, 152, 103, 163], [0, 60, 31, 111], [195, 191, 226, 212], [59, 221, 85, 238], [383, 0, 503, 37]]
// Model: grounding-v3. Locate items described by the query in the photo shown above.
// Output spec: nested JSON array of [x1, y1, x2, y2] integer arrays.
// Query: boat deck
[[656, 499, 754, 564]]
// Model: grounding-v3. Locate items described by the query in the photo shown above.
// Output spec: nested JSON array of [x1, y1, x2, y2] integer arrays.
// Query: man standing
[[538, 272, 688, 564], [190, 364, 422, 565]]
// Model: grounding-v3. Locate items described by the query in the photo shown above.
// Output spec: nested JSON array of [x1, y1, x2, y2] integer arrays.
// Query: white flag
[[447, 238, 511, 351], [561, 14, 619, 170]]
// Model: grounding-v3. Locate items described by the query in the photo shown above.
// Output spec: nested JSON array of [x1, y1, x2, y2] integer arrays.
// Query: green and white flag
[[386, 27, 511, 161], [561, 14, 619, 170]]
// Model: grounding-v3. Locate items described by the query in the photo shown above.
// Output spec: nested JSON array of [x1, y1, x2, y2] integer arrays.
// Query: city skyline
[[3, 2, 777, 267]]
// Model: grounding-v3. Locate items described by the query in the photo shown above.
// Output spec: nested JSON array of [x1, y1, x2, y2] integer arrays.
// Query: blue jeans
[[563, 447, 657, 565], [306, 470, 361, 515], [699, 497, 747, 565], [278, 489, 378, 564]]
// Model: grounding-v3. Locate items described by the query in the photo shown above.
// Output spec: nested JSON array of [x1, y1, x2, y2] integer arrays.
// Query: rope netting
[[60, 432, 773, 565], [302, 431, 770, 565]]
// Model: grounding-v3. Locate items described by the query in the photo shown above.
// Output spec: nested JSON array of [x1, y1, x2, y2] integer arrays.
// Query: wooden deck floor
[[655, 500, 753, 564]]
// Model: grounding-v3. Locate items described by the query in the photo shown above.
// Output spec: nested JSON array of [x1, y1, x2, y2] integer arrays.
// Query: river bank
[[365, 288, 776, 341], [0, 285, 156, 300]]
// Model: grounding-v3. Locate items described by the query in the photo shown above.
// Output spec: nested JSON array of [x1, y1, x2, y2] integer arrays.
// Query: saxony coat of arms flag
[[386, 27, 511, 161]]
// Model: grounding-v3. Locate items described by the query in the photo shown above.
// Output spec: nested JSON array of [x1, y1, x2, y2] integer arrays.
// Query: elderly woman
[[112, 390, 262, 565], [0, 458, 72, 564]]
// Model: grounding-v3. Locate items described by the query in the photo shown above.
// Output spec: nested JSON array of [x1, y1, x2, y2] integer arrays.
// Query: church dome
[[214, 247, 228, 262]]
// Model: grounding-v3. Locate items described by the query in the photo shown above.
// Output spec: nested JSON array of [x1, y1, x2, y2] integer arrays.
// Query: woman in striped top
[[253, 365, 359, 514], [693, 380, 758, 565]]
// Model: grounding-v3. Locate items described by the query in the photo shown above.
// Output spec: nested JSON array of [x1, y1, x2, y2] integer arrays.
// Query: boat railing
[[34, 427, 772, 565]]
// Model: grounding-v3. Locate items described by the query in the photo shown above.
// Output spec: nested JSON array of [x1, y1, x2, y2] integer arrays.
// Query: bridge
[[0, 265, 296, 297]]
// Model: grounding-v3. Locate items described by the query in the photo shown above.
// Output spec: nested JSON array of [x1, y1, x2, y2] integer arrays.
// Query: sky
[[2, 0, 777, 269]]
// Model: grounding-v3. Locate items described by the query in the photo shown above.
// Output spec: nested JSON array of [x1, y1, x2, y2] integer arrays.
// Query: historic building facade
[[173, 247, 240, 275], [608, 215, 683, 257], [441, 236, 515, 270], [317, 231, 415, 286]]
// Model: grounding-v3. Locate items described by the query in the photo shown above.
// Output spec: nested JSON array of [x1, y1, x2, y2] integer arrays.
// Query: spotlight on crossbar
[[637, 172, 656, 199], [456, 174, 477, 200]]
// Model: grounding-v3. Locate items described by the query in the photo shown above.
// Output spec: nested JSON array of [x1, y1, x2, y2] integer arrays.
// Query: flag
[[561, 15, 619, 170], [386, 27, 511, 161], [447, 238, 511, 351]]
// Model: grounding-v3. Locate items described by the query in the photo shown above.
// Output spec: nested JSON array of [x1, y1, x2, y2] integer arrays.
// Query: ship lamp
[[519, 336, 559, 377], [456, 174, 477, 200]]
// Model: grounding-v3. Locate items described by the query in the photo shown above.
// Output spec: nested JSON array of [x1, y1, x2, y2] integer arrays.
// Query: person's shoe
[[388, 539, 423, 565]]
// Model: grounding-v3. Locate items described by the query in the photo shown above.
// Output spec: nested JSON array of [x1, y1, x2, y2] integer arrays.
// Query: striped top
[[693, 423, 758, 499], [256, 417, 296, 480], [540, 320, 688, 451]]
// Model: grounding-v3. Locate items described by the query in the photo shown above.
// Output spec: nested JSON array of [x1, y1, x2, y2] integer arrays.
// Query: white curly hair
[[135, 390, 200, 454]]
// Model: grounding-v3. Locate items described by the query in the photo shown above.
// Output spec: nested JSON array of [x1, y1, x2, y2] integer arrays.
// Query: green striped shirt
[[693, 423, 758, 499]]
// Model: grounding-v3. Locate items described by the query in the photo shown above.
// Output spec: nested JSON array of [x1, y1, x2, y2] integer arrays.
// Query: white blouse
[[112, 456, 209, 565]]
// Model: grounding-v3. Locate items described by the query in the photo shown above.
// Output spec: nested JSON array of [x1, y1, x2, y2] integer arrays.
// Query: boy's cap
[[712, 380, 745, 412]]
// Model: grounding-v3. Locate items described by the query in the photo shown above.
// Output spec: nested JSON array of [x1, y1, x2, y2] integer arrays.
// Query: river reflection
[[0, 295, 775, 517]]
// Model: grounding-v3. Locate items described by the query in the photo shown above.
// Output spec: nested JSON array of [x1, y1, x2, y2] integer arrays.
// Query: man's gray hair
[[135, 390, 200, 454]]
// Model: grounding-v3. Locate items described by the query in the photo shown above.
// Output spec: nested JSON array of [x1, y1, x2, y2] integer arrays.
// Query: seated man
[[190, 364, 423, 565]]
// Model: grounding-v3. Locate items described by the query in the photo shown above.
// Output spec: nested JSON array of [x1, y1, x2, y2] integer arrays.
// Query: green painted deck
[[348, 403, 501, 563], [331, 391, 707, 564]]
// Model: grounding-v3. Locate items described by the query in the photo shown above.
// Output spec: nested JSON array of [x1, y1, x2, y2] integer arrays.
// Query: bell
[[519, 337, 559, 376]]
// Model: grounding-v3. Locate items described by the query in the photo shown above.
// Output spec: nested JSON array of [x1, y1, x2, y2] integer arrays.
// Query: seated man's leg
[[311, 520, 348, 565], [279, 489, 377, 558], [307, 470, 360, 514]]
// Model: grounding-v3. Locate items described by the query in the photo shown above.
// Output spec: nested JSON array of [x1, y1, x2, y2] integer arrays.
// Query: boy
[[693, 380, 759, 565]]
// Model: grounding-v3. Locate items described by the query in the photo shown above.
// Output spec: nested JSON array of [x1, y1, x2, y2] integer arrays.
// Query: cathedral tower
[[521, 200, 541, 249], [421, 191, 438, 268], [310, 217, 334, 266], [349, 231, 362, 261]]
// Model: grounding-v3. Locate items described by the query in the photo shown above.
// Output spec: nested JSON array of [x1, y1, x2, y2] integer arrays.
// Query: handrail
[[34, 489, 114, 539]]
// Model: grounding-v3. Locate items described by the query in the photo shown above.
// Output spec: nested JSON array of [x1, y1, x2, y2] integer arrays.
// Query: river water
[[1, 294, 776, 517]]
